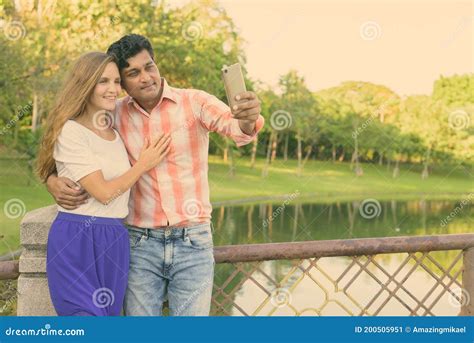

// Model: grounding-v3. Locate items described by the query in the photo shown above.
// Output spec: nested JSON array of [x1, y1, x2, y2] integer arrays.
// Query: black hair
[[106, 34, 154, 72]]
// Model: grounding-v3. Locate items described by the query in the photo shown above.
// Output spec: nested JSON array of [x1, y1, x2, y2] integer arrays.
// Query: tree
[[279, 70, 318, 175]]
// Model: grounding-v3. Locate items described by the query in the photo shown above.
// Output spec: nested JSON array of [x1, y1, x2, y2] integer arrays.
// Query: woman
[[36, 52, 170, 316]]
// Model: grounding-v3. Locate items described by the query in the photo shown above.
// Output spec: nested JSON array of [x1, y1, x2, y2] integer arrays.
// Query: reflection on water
[[210, 199, 472, 316]]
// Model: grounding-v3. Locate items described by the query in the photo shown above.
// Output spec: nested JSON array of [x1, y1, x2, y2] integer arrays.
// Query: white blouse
[[53, 120, 131, 218]]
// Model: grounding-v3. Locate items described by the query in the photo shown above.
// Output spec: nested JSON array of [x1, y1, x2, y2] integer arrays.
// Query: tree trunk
[[283, 132, 289, 161], [421, 164, 429, 179], [353, 134, 363, 176], [392, 159, 400, 178], [332, 145, 336, 162], [421, 147, 431, 179], [296, 130, 302, 174], [337, 148, 345, 162], [250, 139, 258, 169], [350, 151, 356, 169], [270, 132, 278, 163], [223, 147, 228, 162], [262, 132, 273, 178], [299, 145, 312, 175]]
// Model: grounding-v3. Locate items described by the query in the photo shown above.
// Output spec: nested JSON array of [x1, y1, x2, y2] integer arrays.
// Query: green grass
[[207, 155, 473, 202], [1, 155, 473, 255]]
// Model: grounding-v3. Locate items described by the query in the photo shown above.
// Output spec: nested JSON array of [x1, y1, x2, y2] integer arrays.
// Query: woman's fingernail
[[233, 105, 238, 110], [236, 95, 241, 100]]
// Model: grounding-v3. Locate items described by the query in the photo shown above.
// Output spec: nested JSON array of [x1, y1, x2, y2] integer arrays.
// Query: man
[[46, 34, 264, 316]]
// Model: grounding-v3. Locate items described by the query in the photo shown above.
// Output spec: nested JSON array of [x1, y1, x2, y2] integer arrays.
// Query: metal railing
[[210, 234, 474, 316]]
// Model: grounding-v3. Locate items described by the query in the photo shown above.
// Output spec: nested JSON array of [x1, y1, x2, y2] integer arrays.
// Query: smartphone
[[222, 63, 246, 110]]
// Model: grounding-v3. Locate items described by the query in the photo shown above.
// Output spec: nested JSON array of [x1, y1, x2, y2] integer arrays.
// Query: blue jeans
[[123, 222, 215, 316]]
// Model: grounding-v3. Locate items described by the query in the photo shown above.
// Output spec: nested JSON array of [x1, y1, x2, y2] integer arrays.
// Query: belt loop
[[210, 222, 215, 234], [145, 228, 150, 240], [182, 228, 188, 240]]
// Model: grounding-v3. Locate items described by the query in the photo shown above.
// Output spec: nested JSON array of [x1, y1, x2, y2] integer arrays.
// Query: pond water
[[210, 198, 472, 316]]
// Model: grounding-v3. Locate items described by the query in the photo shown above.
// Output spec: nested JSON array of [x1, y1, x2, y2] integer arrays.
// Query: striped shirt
[[113, 78, 264, 229]]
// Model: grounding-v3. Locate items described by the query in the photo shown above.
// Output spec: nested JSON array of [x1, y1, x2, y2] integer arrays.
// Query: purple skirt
[[46, 211, 130, 316]]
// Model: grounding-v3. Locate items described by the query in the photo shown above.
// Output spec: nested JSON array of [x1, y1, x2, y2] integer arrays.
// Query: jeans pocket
[[186, 225, 213, 250], [128, 231, 144, 248]]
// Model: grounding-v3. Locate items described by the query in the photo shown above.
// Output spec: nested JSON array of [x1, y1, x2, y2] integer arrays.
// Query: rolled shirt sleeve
[[194, 90, 264, 147], [53, 121, 102, 182]]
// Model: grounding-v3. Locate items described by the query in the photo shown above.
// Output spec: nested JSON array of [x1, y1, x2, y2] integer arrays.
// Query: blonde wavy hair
[[36, 52, 116, 182]]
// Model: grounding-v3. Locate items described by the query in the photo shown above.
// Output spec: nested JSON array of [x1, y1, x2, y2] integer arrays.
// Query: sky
[[216, 0, 473, 96]]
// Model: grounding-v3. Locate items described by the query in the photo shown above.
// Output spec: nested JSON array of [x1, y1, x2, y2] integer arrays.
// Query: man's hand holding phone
[[221, 63, 261, 135], [231, 91, 261, 135]]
